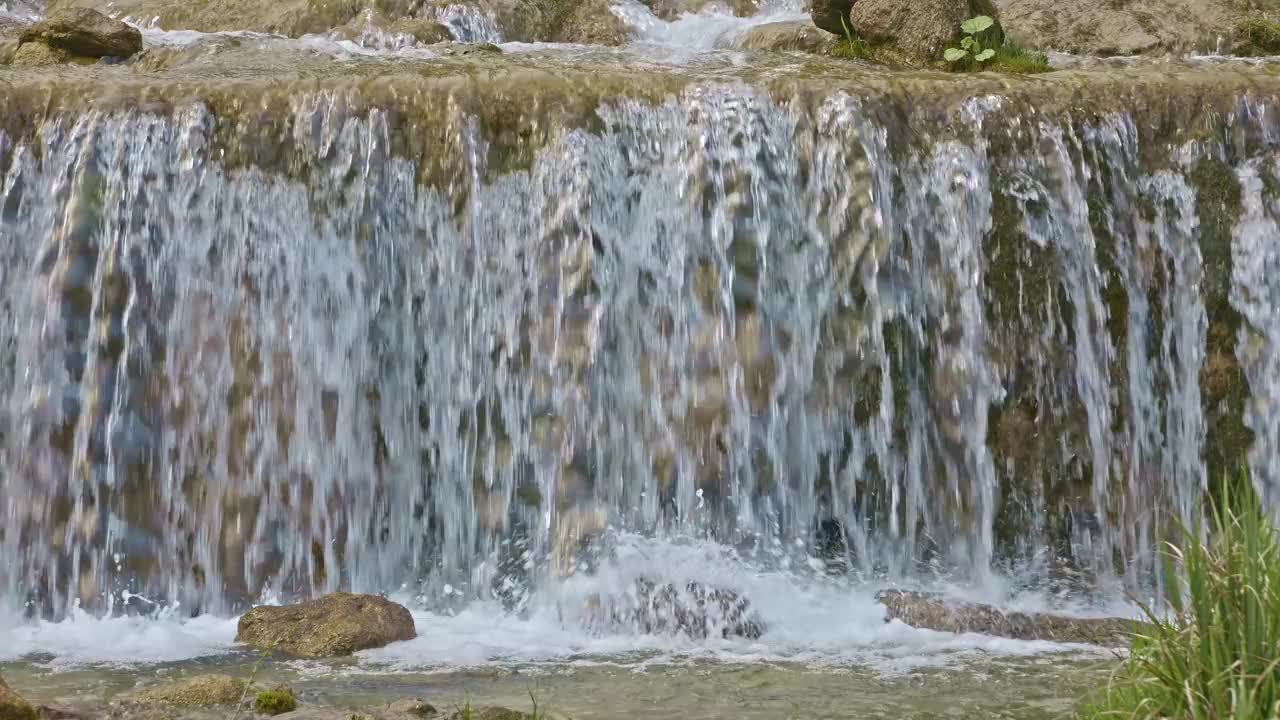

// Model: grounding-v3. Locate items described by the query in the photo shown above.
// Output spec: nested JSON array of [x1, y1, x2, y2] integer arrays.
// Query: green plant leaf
[[961, 36, 975, 49], [975, 48, 995, 61], [961, 15, 994, 34], [944, 48, 968, 62]]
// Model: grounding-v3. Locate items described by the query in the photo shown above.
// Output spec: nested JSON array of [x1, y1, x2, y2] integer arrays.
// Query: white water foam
[[0, 537, 1117, 671], [612, 0, 809, 50]]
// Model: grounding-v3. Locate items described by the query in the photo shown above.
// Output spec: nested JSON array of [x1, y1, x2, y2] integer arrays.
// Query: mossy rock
[[10, 40, 79, 65], [0, 675, 38, 720], [254, 687, 297, 715], [236, 592, 417, 657], [877, 589, 1143, 646], [124, 674, 247, 707]]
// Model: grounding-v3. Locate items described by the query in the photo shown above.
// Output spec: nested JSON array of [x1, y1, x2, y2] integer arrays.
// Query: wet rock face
[[583, 579, 766, 640], [849, 0, 1001, 61], [19, 7, 142, 58], [877, 590, 1140, 646], [236, 592, 417, 657], [0, 675, 38, 720], [123, 674, 247, 707], [810, 0, 855, 36]]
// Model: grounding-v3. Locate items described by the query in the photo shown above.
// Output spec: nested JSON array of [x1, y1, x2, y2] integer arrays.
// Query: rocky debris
[[810, 0, 854, 36], [877, 590, 1142, 646], [734, 20, 840, 52], [442, 708, 528, 720], [994, 0, 1238, 55], [387, 699, 439, 717], [580, 578, 766, 640], [236, 592, 416, 657], [122, 674, 248, 707], [0, 675, 38, 720], [849, 0, 1002, 62], [18, 8, 141, 58]]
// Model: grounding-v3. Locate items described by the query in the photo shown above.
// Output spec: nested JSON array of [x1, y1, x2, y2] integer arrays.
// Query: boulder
[[580, 578, 766, 639], [123, 674, 247, 707], [9, 41, 76, 65], [810, 0, 854, 35], [849, 0, 1002, 62], [19, 8, 141, 58], [0, 675, 38, 720], [877, 589, 1142, 646], [734, 20, 840, 52], [236, 592, 416, 657], [993, 0, 1239, 56]]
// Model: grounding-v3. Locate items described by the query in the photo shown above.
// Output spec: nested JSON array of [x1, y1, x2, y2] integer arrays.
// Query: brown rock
[[123, 674, 247, 707], [849, 0, 1002, 61], [236, 592, 417, 657], [735, 20, 840, 52], [387, 698, 439, 717], [994, 0, 1239, 55], [810, 0, 855, 35], [19, 8, 141, 58], [877, 589, 1142, 646], [10, 41, 77, 65]]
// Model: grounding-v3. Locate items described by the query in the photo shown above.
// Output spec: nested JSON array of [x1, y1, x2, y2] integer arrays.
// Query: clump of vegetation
[[942, 15, 1050, 74], [254, 687, 297, 716], [1080, 476, 1280, 720], [945, 15, 998, 65], [832, 16, 870, 61], [1234, 18, 1280, 56]]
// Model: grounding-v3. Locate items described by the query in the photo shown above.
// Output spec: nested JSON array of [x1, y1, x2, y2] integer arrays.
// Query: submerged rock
[[387, 698, 438, 717], [849, 0, 1002, 62], [236, 592, 416, 657], [810, 0, 855, 36], [735, 20, 840, 53], [581, 579, 766, 640], [0, 675, 37, 720], [19, 8, 141, 58], [877, 590, 1141, 646], [123, 674, 247, 707]]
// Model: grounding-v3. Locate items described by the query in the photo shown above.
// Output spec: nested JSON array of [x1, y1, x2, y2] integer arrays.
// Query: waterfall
[[1, 82, 1278, 619]]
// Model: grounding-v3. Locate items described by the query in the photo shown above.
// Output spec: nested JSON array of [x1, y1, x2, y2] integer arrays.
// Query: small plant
[[231, 650, 270, 720], [944, 15, 996, 65], [833, 16, 870, 61], [1079, 474, 1280, 719], [254, 688, 297, 716]]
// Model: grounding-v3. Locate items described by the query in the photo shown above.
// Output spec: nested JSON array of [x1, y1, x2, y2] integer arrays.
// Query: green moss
[[254, 688, 297, 715], [1187, 158, 1251, 493], [1233, 18, 1280, 56]]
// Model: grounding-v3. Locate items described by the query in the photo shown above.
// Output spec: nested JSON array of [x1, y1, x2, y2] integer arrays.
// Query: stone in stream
[[848, 0, 1003, 62], [876, 589, 1142, 646], [122, 674, 248, 707], [18, 8, 141, 59], [580, 578, 766, 640], [0, 675, 37, 720], [734, 20, 841, 53], [236, 592, 416, 657]]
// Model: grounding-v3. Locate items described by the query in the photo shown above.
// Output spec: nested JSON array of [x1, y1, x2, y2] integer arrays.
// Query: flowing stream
[[0, 1, 1279, 710]]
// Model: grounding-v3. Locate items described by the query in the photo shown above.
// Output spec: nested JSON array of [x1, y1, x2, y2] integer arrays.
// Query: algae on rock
[[0, 675, 37, 720], [124, 674, 248, 707]]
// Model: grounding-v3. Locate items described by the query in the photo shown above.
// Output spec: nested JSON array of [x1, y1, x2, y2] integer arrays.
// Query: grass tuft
[[1234, 19, 1280, 57], [1079, 474, 1280, 720], [254, 688, 297, 716]]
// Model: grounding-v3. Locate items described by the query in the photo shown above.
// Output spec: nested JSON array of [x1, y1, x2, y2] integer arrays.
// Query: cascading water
[[2, 49, 1280, 628]]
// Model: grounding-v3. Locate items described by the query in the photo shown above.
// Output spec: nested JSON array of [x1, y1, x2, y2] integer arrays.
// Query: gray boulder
[[849, 0, 1002, 61]]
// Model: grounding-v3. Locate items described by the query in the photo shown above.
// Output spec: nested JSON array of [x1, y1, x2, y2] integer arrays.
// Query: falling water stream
[[1, 0, 1280, 715]]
